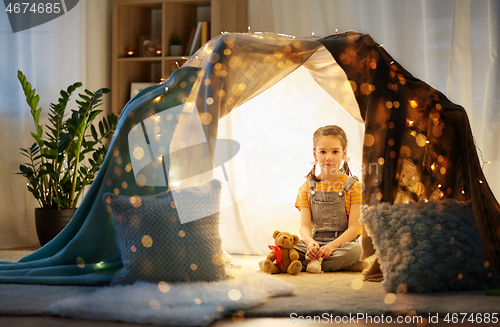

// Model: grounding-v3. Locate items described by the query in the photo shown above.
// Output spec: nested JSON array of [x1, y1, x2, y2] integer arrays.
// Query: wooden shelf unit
[[111, 0, 248, 114]]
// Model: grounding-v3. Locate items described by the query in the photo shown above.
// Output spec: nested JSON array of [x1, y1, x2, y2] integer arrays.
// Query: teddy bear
[[259, 230, 302, 275], [305, 246, 323, 273]]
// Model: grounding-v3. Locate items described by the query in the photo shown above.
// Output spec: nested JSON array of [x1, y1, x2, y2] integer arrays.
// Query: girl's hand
[[318, 242, 340, 259], [306, 241, 320, 260]]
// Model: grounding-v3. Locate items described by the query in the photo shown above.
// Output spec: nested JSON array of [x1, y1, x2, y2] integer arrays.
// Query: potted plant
[[169, 34, 183, 56], [17, 70, 118, 245]]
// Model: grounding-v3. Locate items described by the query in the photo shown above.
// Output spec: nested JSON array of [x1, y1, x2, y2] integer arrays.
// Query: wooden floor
[[0, 316, 495, 326], [0, 246, 40, 251], [1, 248, 495, 326]]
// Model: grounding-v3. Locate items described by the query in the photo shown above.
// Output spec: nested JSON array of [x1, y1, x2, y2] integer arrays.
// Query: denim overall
[[294, 176, 362, 272]]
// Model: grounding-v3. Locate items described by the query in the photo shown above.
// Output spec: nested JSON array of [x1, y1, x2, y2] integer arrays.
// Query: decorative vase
[[170, 45, 183, 56], [35, 208, 76, 246]]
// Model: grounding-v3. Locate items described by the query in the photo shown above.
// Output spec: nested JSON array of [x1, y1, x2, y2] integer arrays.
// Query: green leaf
[[42, 152, 57, 160], [28, 89, 35, 100], [19, 164, 33, 176], [90, 125, 98, 141], [110, 113, 118, 126], [75, 100, 87, 108], [103, 118, 109, 132], [20, 152, 31, 160], [31, 132, 40, 142], [82, 140, 97, 148], [31, 98, 40, 115], [88, 111, 102, 124], [43, 163, 55, 173], [34, 107, 42, 124], [98, 121, 105, 136], [79, 94, 91, 103], [70, 82, 83, 92], [30, 142, 39, 152], [17, 70, 117, 209]]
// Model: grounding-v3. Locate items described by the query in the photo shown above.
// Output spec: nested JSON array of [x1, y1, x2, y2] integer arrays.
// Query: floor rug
[[47, 272, 293, 326], [2, 252, 500, 326]]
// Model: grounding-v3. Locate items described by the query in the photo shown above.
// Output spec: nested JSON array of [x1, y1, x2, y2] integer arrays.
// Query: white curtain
[[0, 0, 112, 249], [219, 0, 499, 254]]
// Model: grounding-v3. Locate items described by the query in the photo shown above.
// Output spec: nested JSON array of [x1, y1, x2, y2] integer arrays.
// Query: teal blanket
[[0, 67, 199, 285]]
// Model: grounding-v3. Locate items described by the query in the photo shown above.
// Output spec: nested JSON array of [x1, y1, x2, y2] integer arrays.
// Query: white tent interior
[[213, 46, 365, 254]]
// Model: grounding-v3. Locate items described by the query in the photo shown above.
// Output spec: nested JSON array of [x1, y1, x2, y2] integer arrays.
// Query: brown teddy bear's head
[[272, 230, 300, 249]]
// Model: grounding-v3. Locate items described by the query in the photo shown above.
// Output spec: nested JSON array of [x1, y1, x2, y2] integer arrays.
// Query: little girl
[[294, 125, 362, 272]]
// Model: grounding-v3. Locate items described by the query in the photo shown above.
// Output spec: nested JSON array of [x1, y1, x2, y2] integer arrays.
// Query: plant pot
[[170, 44, 183, 56], [35, 208, 76, 246]]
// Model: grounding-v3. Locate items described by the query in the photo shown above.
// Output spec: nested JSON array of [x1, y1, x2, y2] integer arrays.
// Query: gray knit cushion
[[104, 179, 227, 285], [360, 199, 499, 293]]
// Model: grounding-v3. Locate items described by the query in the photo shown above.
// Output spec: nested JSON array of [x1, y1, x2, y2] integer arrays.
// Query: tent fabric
[[0, 33, 321, 285], [0, 32, 499, 285], [318, 32, 500, 272]]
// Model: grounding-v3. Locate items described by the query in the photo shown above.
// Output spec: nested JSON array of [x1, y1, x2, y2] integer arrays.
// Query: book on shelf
[[201, 22, 208, 45], [189, 21, 211, 56], [189, 22, 202, 55], [185, 27, 195, 56]]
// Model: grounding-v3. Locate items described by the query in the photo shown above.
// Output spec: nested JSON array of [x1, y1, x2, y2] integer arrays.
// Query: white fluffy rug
[[47, 271, 293, 326]]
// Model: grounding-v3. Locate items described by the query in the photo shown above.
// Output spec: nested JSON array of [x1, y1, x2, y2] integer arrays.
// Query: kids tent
[[0, 31, 499, 285]]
